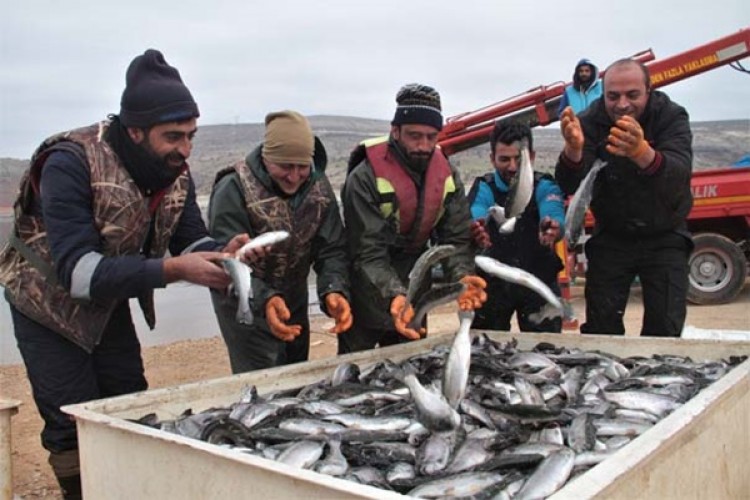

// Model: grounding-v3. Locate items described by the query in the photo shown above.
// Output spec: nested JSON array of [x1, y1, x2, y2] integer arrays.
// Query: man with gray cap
[[338, 83, 487, 353], [0, 49, 247, 498], [209, 110, 351, 373]]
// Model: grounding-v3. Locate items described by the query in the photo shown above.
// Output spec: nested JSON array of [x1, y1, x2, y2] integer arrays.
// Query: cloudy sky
[[1, 1, 748, 158]]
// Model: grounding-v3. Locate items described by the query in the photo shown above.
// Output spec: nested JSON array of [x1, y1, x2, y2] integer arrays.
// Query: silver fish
[[564, 158, 607, 248], [406, 244, 458, 305], [313, 439, 348, 477], [386, 461, 416, 484], [504, 141, 534, 219], [475, 255, 563, 323], [593, 418, 654, 437], [515, 448, 575, 500], [235, 230, 290, 258], [276, 440, 325, 469], [220, 257, 253, 324], [602, 390, 681, 417], [408, 282, 466, 332], [487, 205, 518, 234], [398, 365, 461, 432], [417, 429, 463, 476], [442, 310, 473, 409], [321, 414, 413, 432], [408, 471, 509, 498]]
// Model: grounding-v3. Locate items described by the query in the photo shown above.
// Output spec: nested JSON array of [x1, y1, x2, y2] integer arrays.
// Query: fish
[[407, 282, 466, 332], [313, 439, 349, 476], [475, 255, 563, 323], [515, 448, 575, 500], [441, 310, 473, 409], [235, 230, 290, 259], [396, 364, 461, 432], [564, 158, 607, 248], [406, 244, 458, 306], [407, 471, 511, 498], [219, 257, 254, 324], [504, 140, 534, 219], [487, 205, 518, 234], [276, 440, 325, 469]]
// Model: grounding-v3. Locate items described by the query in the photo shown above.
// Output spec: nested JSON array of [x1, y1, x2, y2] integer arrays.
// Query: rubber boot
[[49, 449, 82, 499]]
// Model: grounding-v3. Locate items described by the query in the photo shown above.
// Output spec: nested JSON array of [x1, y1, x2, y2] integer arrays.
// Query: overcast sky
[[1, 1, 748, 158]]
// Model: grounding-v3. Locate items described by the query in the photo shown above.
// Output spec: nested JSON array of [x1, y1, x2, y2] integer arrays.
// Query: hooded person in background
[[208, 110, 351, 373], [555, 58, 693, 337], [0, 49, 248, 498], [338, 83, 487, 353], [558, 58, 603, 117]]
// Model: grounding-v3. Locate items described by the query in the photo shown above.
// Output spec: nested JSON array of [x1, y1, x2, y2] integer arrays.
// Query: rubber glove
[[470, 219, 491, 249], [265, 296, 302, 342], [325, 293, 352, 334], [538, 216, 561, 249], [560, 107, 584, 161], [606, 116, 651, 160], [390, 295, 421, 340], [458, 275, 488, 311]]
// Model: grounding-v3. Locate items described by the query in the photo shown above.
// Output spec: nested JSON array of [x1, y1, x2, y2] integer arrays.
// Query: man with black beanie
[[0, 49, 248, 498], [338, 83, 487, 353]]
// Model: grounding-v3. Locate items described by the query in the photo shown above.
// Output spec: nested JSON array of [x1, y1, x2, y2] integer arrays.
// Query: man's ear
[[127, 127, 145, 144]]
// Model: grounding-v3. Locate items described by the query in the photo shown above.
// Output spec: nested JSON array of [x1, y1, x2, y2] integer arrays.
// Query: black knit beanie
[[119, 49, 199, 128], [391, 83, 443, 131]]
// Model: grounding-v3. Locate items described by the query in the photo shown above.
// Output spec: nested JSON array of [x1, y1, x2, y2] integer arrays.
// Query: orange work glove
[[560, 107, 584, 159], [538, 216, 561, 249], [390, 295, 421, 341], [458, 275, 488, 311], [606, 116, 650, 160], [325, 293, 352, 334], [265, 296, 302, 342], [470, 219, 491, 249]]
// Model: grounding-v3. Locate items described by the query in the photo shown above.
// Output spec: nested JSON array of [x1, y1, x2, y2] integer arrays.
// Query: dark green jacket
[[209, 139, 349, 316], [341, 138, 474, 328]]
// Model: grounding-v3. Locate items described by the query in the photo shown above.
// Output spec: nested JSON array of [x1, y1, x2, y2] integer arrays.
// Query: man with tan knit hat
[[208, 110, 351, 372], [338, 83, 487, 353]]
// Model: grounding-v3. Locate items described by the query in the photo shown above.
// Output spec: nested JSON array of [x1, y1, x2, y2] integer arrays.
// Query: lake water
[[1, 282, 320, 365]]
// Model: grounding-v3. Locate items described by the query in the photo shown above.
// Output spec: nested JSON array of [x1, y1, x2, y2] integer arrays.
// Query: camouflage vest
[[216, 160, 332, 290], [0, 121, 189, 352], [364, 138, 454, 252]]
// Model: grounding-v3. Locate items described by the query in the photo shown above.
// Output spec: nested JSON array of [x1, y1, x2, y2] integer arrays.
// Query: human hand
[[325, 293, 353, 334], [538, 217, 561, 249], [559, 107, 584, 161], [606, 116, 651, 161], [265, 296, 302, 342], [222, 234, 250, 257], [458, 275, 487, 311], [163, 252, 231, 289], [390, 295, 422, 340], [470, 219, 491, 249]]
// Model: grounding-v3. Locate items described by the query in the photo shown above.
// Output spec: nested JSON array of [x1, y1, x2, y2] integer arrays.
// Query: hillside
[[1, 117, 748, 202]]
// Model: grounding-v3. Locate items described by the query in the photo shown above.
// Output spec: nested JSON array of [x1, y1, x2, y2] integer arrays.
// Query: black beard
[[106, 117, 185, 195], [408, 153, 431, 171]]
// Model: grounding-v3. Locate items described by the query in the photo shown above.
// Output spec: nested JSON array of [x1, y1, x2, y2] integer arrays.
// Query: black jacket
[[555, 90, 693, 237]]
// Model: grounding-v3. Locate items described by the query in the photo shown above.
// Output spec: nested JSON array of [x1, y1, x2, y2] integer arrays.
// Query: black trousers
[[210, 290, 310, 374], [472, 276, 562, 333], [581, 231, 691, 336], [11, 301, 146, 452]]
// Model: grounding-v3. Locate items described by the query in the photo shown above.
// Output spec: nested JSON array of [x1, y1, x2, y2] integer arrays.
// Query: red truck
[[685, 166, 750, 304], [437, 27, 750, 304]]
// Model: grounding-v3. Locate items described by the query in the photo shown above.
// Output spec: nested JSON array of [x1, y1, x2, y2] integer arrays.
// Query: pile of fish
[[135, 332, 744, 499]]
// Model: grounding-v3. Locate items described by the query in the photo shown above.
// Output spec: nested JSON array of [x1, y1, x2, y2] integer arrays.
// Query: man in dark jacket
[[469, 121, 565, 332], [338, 83, 486, 353], [0, 49, 247, 498], [208, 110, 351, 372], [555, 58, 693, 337]]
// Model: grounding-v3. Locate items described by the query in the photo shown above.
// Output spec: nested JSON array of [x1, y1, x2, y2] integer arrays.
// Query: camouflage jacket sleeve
[[342, 161, 408, 304], [432, 163, 475, 281]]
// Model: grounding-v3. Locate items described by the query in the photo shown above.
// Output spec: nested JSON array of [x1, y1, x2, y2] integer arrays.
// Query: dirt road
[[2, 282, 749, 498]]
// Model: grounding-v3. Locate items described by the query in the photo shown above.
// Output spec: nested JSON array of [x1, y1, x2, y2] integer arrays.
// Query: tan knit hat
[[261, 111, 314, 165]]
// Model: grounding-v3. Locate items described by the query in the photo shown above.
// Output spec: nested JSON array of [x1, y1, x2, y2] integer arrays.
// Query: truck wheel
[[687, 233, 747, 305]]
